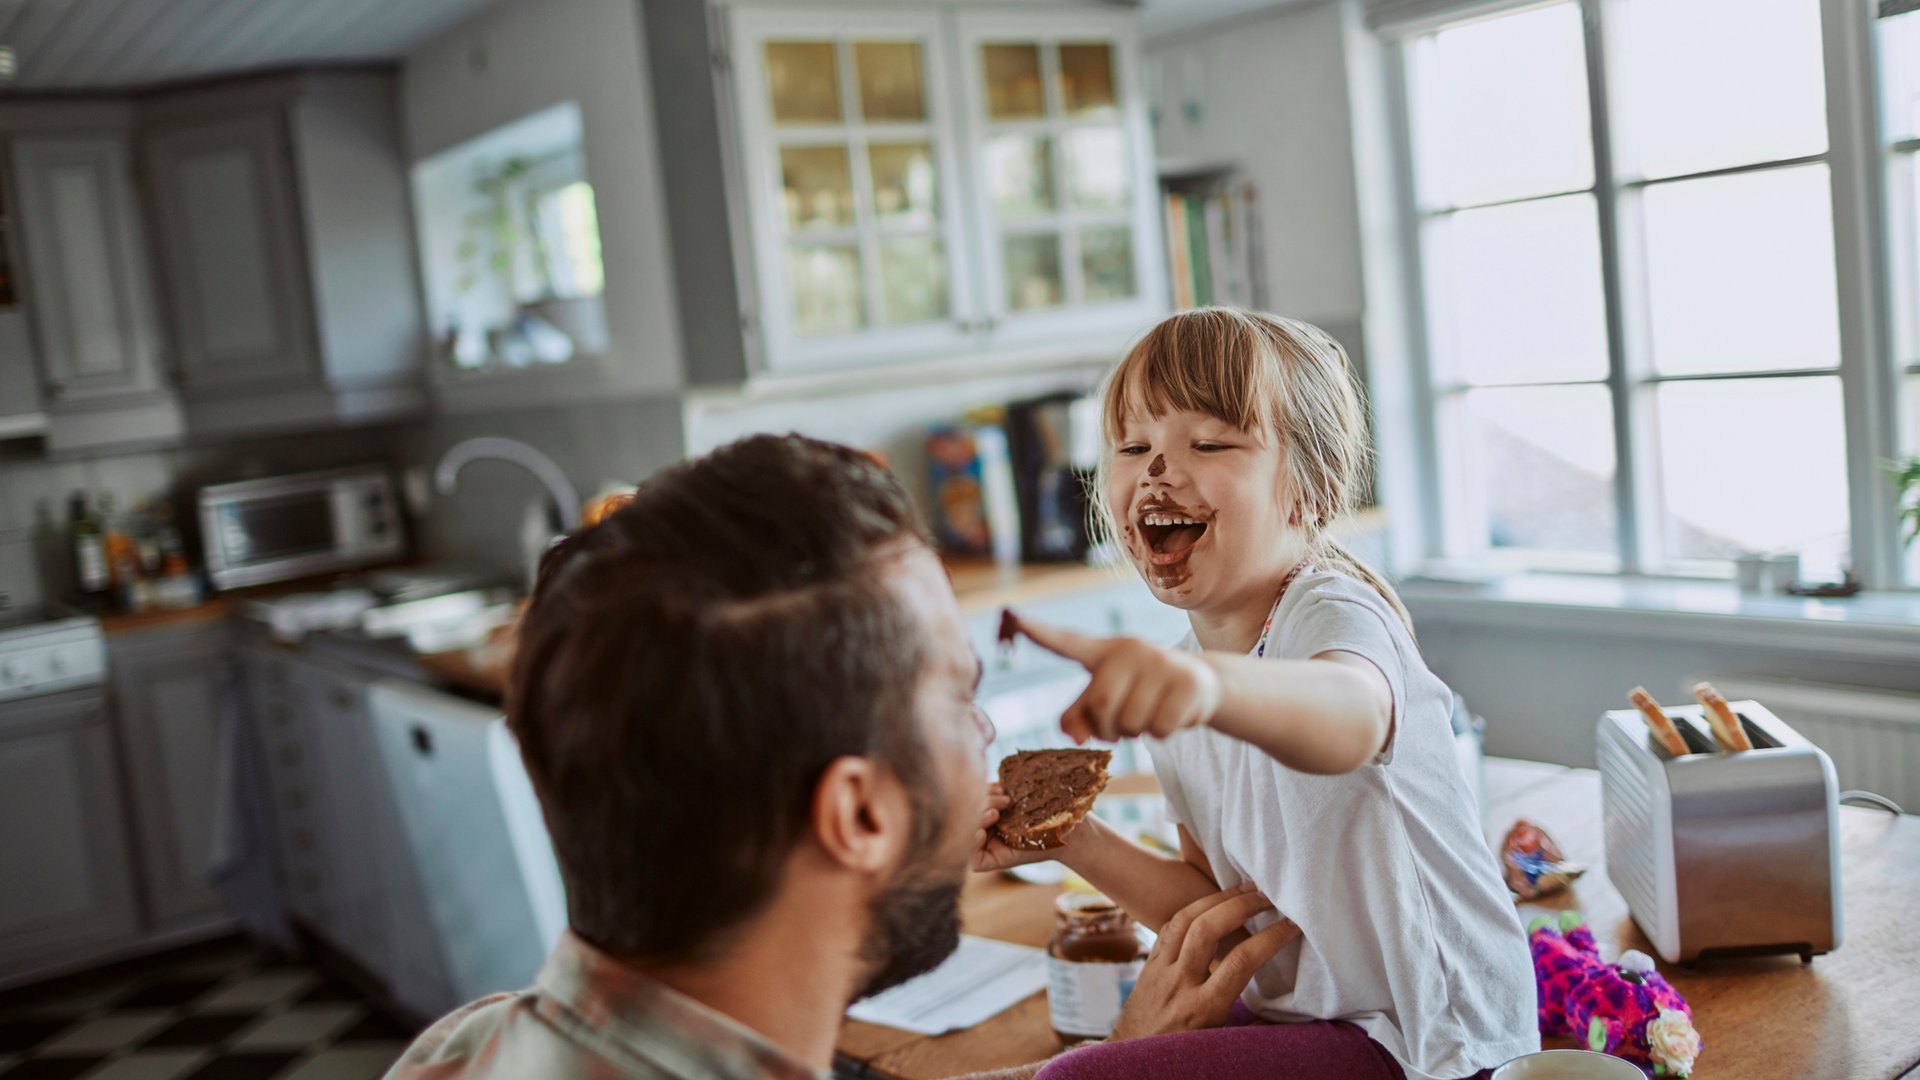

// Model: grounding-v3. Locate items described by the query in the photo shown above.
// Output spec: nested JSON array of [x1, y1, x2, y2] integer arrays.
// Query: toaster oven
[[198, 466, 406, 590]]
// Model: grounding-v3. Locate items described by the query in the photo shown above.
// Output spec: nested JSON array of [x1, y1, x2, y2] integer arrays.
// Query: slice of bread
[[993, 748, 1112, 852]]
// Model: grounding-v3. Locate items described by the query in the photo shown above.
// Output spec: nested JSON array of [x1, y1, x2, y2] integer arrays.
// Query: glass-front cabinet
[[728, 8, 1165, 374]]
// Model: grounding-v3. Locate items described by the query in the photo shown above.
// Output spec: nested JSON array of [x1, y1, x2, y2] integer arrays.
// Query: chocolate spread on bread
[[993, 748, 1112, 851]]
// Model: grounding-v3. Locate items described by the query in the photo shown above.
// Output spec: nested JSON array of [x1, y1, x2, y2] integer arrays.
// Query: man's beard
[[852, 863, 964, 1001]]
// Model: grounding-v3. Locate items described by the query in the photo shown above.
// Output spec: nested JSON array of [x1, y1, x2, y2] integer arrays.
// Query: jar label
[[1046, 955, 1144, 1038]]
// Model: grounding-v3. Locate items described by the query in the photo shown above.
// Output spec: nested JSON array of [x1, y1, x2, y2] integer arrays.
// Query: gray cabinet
[[8, 131, 183, 451], [107, 621, 236, 934], [0, 162, 45, 438], [240, 642, 454, 1014], [142, 114, 315, 394], [0, 687, 141, 975], [141, 71, 426, 437]]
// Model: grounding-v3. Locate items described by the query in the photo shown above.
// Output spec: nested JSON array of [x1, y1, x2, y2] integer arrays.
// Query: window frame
[[1380, 0, 1909, 588]]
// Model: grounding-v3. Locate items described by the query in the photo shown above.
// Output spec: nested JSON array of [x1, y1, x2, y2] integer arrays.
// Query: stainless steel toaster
[[1597, 699, 1841, 965]]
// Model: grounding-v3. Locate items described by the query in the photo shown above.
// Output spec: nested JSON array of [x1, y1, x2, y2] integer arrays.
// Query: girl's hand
[[1109, 884, 1302, 1042], [1007, 612, 1223, 743], [972, 783, 1065, 872]]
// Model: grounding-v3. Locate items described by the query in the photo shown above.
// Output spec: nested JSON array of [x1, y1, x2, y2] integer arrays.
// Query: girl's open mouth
[[1139, 512, 1208, 565]]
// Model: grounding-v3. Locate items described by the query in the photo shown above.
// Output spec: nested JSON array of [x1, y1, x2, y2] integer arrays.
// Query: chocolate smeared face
[[1105, 407, 1303, 613]]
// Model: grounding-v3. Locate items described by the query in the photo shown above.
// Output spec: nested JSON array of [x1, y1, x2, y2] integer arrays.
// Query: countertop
[[100, 558, 1144, 703]]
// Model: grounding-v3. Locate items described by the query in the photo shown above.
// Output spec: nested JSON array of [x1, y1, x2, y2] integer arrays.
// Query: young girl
[[979, 308, 1537, 1079]]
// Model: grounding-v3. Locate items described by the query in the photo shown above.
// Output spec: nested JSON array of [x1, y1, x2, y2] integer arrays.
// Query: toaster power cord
[[1839, 790, 1904, 815]]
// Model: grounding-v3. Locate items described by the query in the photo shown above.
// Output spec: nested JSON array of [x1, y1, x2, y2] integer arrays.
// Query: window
[[1394, 0, 1896, 581], [1886, 5, 1920, 580]]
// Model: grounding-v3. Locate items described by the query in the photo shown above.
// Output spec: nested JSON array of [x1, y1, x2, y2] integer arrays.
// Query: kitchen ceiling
[[0, 0, 506, 91]]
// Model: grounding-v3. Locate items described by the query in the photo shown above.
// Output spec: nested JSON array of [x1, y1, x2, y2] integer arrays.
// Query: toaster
[[1597, 699, 1841, 965]]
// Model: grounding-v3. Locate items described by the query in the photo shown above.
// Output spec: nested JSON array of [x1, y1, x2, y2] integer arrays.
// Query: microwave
[[198, 466, 407, 590]]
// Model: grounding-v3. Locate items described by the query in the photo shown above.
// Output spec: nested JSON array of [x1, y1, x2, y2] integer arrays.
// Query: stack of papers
[[846, 935, 1048, 1036]]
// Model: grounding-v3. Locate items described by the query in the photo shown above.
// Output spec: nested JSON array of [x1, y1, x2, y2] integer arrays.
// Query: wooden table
[[835, 758, 1920, 1079]]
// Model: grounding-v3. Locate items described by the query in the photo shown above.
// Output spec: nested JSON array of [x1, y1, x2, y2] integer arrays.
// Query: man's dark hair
[[509, 434, 935, 963]]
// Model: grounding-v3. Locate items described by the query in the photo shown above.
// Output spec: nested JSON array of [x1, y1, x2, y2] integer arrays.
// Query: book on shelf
[[1161, 181, 1262, 311]]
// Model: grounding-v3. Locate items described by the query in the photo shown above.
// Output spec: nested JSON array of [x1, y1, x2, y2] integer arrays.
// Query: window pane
[[1904, 376, 1920, 583], [1620, 0, 1825, 179], [1064, 126, 1129, 213], [1655, 378, 1849, 562], [1422, 195, 1607, 385], [765, 42, 842, 125], [1643, 165, 1840, 374], [1408, 3, 1592, 208], [1883, 9, 1920, 143], [1081, 227, 1135, 302], [868, 142, 938, 227], [779, 145, 855, 231], [1895, 153, 1920, 365], [1447, 386, 1617, 555], [984, 134, 1056, 218], [1004, 233, 1063, 311], [854, 41, 926, 122], [983, 44, 1046, 120], [1059, 43, 1118, 118], [788, 244, 864, 335], [877, 236, 948, 324]]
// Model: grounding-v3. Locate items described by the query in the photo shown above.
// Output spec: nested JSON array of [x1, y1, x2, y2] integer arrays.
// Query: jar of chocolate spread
[[1047, 892, 1145, 1041]]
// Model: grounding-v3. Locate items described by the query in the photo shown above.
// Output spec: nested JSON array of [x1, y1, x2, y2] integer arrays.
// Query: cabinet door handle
[[278, 745, 302, 767], [330, 688, 355, 710]]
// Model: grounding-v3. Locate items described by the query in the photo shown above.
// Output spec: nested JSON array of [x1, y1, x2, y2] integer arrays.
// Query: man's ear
[[811, 756, 911, 875]]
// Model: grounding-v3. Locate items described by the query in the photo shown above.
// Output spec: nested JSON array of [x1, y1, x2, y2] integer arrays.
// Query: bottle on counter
[[68, 491, 109, 599], [1046, 892, 1146, 1042]]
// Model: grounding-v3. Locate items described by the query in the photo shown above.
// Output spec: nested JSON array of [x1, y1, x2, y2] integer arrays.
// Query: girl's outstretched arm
[[1201, 650, 1391, 776], [1009, 613, 1392, 777]]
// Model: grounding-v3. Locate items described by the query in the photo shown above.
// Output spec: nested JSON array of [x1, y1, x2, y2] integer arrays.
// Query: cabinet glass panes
[[763, 35, 953, 336], [975, 38, 1135, 313]]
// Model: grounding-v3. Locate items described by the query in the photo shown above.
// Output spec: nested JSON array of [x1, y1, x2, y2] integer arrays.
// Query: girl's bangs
[[1103, 315, 1276, 442]]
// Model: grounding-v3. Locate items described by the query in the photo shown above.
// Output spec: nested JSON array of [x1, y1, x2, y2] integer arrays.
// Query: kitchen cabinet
[[0, 687, 141, 975], [141, 71, 426, 438], [141, 114, 315, 395], [240, 643, 454, 1016], [8, 128, 184, 452], [722, 6, 1167, 376], [0, 163, 45, 439], [107, 621, 236, 936]]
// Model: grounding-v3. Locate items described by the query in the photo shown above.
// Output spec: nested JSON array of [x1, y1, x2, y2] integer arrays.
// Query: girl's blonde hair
[[1094, 306, 1413, 635]]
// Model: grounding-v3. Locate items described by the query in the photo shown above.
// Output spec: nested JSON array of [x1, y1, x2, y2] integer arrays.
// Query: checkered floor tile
[[0, 939, 419, 1080]]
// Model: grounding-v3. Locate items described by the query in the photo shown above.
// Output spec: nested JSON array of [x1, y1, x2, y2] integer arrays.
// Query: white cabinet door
[[0, 688, 140, 974], [953, 12, 1168, 350], [729, 8, 985, 373], [142, 114, 316, 393], [108, 622, 234, 932], [10, 136, 168, 407]]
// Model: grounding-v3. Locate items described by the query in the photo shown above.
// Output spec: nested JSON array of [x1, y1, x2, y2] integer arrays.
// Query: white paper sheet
[[845, 935, 1049, 1036]]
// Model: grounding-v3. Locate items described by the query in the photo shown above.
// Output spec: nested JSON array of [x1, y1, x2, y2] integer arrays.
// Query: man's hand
[[1108, 884, 1301, 1042], [972, 783, 1074, 872], [1007, 612, 1223, 743]]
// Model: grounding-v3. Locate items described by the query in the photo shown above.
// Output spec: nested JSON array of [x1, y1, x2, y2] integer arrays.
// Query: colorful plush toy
[[1529, 911, 1702, 1076]]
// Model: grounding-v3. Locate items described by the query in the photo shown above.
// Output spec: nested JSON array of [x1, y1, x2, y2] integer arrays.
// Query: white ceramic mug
[[1491, 1050, 1647, 1080]]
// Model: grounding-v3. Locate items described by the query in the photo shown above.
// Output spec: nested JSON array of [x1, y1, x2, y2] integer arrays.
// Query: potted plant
[[1893, 457, 1920, 551]]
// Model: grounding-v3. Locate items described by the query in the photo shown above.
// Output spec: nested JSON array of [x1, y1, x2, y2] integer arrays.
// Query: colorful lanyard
[[1252, 557, 1314, 659]]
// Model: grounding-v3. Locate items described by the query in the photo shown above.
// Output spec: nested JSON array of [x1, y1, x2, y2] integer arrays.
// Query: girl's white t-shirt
[[1143, 568, 1538, 1080]]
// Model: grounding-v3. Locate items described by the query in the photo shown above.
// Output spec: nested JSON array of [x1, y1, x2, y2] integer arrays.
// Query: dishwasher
[[365, 679, 563, 1004]]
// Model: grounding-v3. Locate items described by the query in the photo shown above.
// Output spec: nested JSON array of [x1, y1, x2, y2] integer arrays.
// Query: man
[[387, 435, 1294, 1080]]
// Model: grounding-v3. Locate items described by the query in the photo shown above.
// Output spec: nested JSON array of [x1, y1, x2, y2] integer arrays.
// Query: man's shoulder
[[384, 991, 537, 1079]]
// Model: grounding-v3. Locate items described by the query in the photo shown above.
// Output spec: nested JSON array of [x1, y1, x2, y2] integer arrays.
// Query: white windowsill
[[1399, 569, 1920, 661]]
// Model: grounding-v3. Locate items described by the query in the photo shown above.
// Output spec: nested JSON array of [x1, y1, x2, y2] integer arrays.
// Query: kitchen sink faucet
[[433, 437, 583, 585]]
